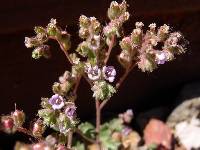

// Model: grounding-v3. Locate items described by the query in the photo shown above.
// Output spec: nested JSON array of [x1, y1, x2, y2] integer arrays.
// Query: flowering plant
[[1, 1, 187, 150]]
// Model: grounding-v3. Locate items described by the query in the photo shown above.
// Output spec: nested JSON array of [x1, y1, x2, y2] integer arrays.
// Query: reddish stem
[[95, 100, 101, 149], [104, 35, 115, 64], [100, 63, 137, 109], [17, 127, 42, 141]]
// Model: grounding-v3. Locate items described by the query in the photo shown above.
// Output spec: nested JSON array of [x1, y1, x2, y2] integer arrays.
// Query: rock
[[144, 119, 173, 150], [175, 117, 200, 150], [167, 82, 200, 128], [166, 82, 200, 149], [167, 97, 200, 128]]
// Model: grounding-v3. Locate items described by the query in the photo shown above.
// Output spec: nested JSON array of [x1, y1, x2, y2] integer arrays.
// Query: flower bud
[[135, 22, 144, 29], [24, 37, 40, 48], [118, 50, 132, 68], [79, 27, 89, 39], [149, 23, 156, 32], [76, 41, 91, 57], [108, 1, 121, 20], [34, 26, 46, 35], [32, 120, 45, 137], [47, 18, 58, 36], [90, 17, 101, 34], [1, 116, 14, 133], [157, 24, 170, 41], [131, 28, 142, 45], [138, 54, 157, 72], [59, 32, 71, 51], [120, 37, 132, 51], [79, 15, 90, 28], [12, 110, 25, 127], [32, 45, 51, 59]]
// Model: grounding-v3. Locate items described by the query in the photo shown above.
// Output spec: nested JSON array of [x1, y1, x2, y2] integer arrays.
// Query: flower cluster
[[38, 95, 77, 135], [119, 22, 186, 72], [77, 15, 102, 57], [38, 71, 78, 135], [52, 71, 74, 96], [25, 19, 71, 59], [104, 0, 129, 41]]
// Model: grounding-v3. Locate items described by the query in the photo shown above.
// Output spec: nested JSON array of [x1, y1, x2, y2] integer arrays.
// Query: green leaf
[[73, 141, 85, 150], [34, 26, 46, 34], [76, 42, 96, 59], [147, 143, 158, 150], [78, 122, 95, 139], [38, 109, 57, 126], [92, 81, 116, 100], [100, 124, 121, 150], [40, 97, 52, 109], [57, 113, 72, 135], [109, 118, 123, 132]]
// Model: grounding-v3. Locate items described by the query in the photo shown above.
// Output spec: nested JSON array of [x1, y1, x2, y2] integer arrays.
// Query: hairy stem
[[104, 35, 115, 64], [17, 127, 42, 141], [95, 100, 101, 149], [100, 63, 136, 109], [49, 36, 92, 87], [67, 130, 73, 149]]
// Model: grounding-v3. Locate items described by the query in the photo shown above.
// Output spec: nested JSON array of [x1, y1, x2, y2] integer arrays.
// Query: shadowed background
[[0, 0, 200, 149]]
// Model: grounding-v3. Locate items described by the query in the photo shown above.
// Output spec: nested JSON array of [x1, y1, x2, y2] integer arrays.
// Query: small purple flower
[[65, 104, 76, 120], [155, 51, 168, 65], [48, 94, 64, 110], [122, 126, 132, 136], [102, 66, 116, 82], [86, 65, 101, 81]]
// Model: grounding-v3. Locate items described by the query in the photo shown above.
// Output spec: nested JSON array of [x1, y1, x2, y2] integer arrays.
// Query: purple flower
[[122, 126, 132, 136], [155, 51, 168, 65], [102, 66, 116, 82], [48, 94, 64, 110], [65, 104, 76, 120], [86, 65, 101, 81]]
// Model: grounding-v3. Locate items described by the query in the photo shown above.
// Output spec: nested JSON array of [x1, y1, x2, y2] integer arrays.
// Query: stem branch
[[100, 63, 136, 109], [16, 127, 41, 141], [104, 35, 115, 64]]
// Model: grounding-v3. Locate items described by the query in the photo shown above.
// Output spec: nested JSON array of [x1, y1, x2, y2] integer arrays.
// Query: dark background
[[0, 0, 200, 149]]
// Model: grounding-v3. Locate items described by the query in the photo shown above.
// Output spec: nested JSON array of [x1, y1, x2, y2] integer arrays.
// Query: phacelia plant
[[1, 1, 187, 150]]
